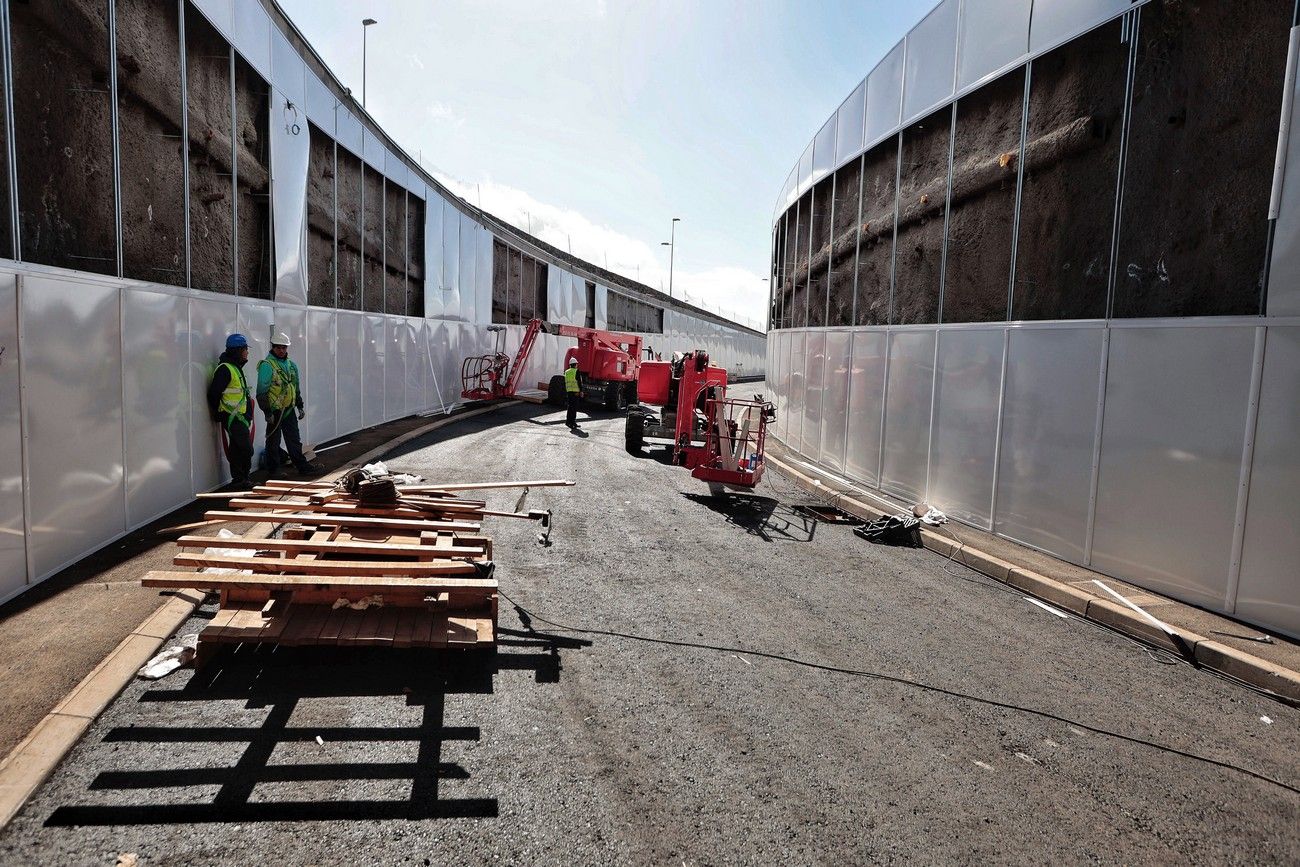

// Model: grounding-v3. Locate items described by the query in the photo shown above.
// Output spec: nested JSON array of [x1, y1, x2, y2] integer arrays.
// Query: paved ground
[[2, 390, 1298, 865]]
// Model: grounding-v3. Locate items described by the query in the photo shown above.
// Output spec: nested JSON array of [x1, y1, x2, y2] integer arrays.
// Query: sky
[[277, 0, 928, 329]]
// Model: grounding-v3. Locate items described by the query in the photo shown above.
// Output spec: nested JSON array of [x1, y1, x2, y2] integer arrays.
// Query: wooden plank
[[171, 553, 480, 577], [316, 605, 349, 646], [201, 604, 251, 644], [275, 606, 318, 647], [143, 571, 496, 594], [425, 612, 449, 648], [224, 498, 487, 520], [174, 535, 486, 559], [393, 608, 418, 648], [337, 607, 370, 646], [476, 618, 495, 645], [357, 607, 400, 647], [401, 479, 575, 493], [447, 617, 480, 646], [201, 511, 480, 533]]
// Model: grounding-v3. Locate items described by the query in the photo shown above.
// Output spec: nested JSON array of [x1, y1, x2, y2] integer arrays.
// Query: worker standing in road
[[564, 357, 581, 428], [256, 333, 321, 476], [207, 333, 254, 486]]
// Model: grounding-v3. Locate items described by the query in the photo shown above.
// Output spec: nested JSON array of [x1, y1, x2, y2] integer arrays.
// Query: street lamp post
[[660, 217, 680, 300], [362, 18, 377, 108]]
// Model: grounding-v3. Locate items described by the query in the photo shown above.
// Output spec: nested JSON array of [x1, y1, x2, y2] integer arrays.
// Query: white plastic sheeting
[[956, 0, 1032, 90], [0, 275, 25, 599], [880, 329, 935, 503], [902, 0, 959, 123], [306, 309, 338, 445], [928, 328, 1003, 528]]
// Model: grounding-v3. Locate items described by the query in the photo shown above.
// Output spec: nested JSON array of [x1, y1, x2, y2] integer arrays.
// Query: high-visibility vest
[[217, 362, 250, 418], [259, 356, 299, 411], [564, 366, 580, 393]]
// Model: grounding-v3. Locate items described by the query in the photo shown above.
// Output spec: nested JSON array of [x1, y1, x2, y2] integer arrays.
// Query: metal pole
[[362, 26, 367, 108], [668, 218, 678, 300]]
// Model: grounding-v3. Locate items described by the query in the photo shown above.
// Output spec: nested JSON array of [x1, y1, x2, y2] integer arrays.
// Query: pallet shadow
[[681, 492, 817, 543], [44, 634, 580, 826]]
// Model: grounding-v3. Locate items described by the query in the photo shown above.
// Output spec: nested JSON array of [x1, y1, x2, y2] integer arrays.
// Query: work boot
[[295, 462, 325, 474]]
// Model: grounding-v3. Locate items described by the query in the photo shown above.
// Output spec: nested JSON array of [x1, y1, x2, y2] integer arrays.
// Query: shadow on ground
[[681, 492, 817, 543], [44, 623, 590, 826]]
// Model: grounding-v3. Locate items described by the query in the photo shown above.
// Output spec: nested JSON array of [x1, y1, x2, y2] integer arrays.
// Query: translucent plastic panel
[[335, 312, 365, 435], [902, 0, 958, 123], [956, 0, 1030, 90], [477, 225, 493, 325], [828, 158, 861, 326], [271, 27, 305, 106], [305, 71, 336, 134], [385, 318, 404, 421], [787, 332, 806, 447], [0, 277, 24, 597], [1113, 1, 1289, 318], [459, 214, 478, 322], [892, 109, 950, 324], [836, 82, 866, 164], [123, 289, 192, 527], [271, 90, 310, 307], [854, 139, 897, 326], [118, 0, 185, 285], [188, 297, 236, 490], [1237, 326, 1300, 636], [865, 42, 906, 145], [442, 199, 460, 302], [819, 331, 852, 471], [23, 276, 124, 580], [362, 315, 385, 427], [1091, 326, 1255, 608], [798, 142, 813, 193], [942, 68, 1024, 323], [844, 329, 887, 485], [425, 197, 443, 317], [12, 0, 115, 275], [190, 0, 231, 37], [802, 331, 826, 459], [928, 328, 1003, 527], [994, 326, 1103, 563], [1012, 20, 1126, 321], [880, 329, 935, 503], [1029, 0, 1131, 54], [305, 309, 337, 445], [231, 0, 271, 79], [812, 116, 837, 184]]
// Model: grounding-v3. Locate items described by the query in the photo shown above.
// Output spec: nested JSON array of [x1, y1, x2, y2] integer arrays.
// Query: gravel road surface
[[3, 391, 1297, 865]]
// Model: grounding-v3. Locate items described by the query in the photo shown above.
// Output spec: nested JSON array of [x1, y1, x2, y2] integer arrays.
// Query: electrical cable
[[497, 589, 1300, 798]]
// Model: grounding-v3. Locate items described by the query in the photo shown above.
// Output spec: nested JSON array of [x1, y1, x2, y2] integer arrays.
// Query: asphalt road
[[3, 390, 1298, 865]]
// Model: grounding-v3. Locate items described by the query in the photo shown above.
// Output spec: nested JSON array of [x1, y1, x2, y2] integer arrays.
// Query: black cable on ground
[[497, 589, 1300, 799]]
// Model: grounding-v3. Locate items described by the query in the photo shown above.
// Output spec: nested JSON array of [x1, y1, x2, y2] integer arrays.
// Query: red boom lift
[[624, 350, 776, 489], [461, 317, 645, 410]]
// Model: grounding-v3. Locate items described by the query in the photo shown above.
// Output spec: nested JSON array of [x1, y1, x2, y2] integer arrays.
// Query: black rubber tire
[[624, 411, 645, 454], [604, 381, 623, 412], [547, 375, 566, 407]]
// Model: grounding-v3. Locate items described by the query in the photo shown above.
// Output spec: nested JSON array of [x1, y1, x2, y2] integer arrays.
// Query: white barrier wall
[[767, 320, 1300, 639]]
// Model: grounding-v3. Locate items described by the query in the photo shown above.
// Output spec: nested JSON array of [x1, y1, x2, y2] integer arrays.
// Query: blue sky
[[278, 0, 928, 327]]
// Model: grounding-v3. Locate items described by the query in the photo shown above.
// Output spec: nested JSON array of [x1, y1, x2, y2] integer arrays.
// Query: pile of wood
[[143, 475, 572, 668]]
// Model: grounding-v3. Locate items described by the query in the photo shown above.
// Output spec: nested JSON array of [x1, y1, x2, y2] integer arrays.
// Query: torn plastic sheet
[[137, 634, 199, 679]]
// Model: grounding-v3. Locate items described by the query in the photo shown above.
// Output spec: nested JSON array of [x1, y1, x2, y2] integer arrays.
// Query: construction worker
[[257, 333, 320, 475], [564, 357, 581, 428], [207, 333, 254, 485]]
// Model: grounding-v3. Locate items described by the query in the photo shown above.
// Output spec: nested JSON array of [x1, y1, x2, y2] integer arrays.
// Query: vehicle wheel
[[604, 381, 623, 412], [624, 411, 645, 454], [547, 375, 566, 407]]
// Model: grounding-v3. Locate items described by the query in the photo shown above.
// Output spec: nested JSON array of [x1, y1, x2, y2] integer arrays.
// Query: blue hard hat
[[226, 333, 249, 350]]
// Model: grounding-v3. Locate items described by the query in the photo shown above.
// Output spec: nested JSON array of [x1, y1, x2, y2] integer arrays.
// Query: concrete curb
[[766, 451, 1300, 704], [0, 399, 517, 830]]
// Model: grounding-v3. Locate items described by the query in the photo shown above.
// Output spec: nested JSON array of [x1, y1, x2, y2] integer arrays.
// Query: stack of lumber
[[142, 476, 573, 667]]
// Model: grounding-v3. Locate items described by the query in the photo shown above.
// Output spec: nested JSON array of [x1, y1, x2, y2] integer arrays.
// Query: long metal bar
[[936, 101, 957, 323], [230, 46, 238, 294], [14, 275, 33, 585], [107, 0, 123, 277], [0, 1, 18, 257], [1106, 9, 1141, 319], [177, 0, 191, 287], [332, 135, 338, 307], [1224, 326, 1268, 613], [1007, 62, 1032, 319]]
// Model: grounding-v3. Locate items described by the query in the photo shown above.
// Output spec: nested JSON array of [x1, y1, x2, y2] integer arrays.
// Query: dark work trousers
[[220, 417, 254, 484], [265, 408, 309, 472], [566, 392, 580, 426]]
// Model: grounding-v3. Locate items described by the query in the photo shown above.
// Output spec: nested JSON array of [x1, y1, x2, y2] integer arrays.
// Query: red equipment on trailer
[[625, 350, 776, 489], [460, 317, 646, 410]]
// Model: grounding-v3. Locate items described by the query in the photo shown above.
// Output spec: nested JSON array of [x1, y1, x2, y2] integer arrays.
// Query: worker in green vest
[[256, 332, 321, 476], [564, 357, 581, 428], [206, 333, 255, 486]]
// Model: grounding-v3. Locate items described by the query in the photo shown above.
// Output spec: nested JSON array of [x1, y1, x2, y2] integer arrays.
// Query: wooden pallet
[[139, 477, 576, 665]]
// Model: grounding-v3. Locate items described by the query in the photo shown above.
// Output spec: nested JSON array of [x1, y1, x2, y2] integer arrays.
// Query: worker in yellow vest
[[564, 357, 582, 428], [256, 332, 321, 476], [206, 333, 254, 485]]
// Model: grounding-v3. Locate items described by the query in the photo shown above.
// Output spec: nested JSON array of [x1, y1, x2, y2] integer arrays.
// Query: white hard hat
[[271, 332, 291, 347], [569, 358, 578, 366]]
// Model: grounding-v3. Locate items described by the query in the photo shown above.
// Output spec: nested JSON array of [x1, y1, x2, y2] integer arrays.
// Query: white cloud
[[434, 174, 766, 329], [427, 100, 465, 128]]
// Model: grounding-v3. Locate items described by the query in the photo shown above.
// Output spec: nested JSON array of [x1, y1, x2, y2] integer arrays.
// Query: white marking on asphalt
[[1015, 752, 1040, 765], [1024, 597, 1069, 618], [1068, 726, 1087, 737], [973, 760, 994, 771], [315, 735, 324, 745], [1043, 739, 1060, 748], [732, 654, 752, 666]]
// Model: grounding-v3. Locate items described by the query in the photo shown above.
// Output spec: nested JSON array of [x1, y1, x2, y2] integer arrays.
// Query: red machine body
[[461, 318, 645, 409], [626, 350, 775, 489]]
